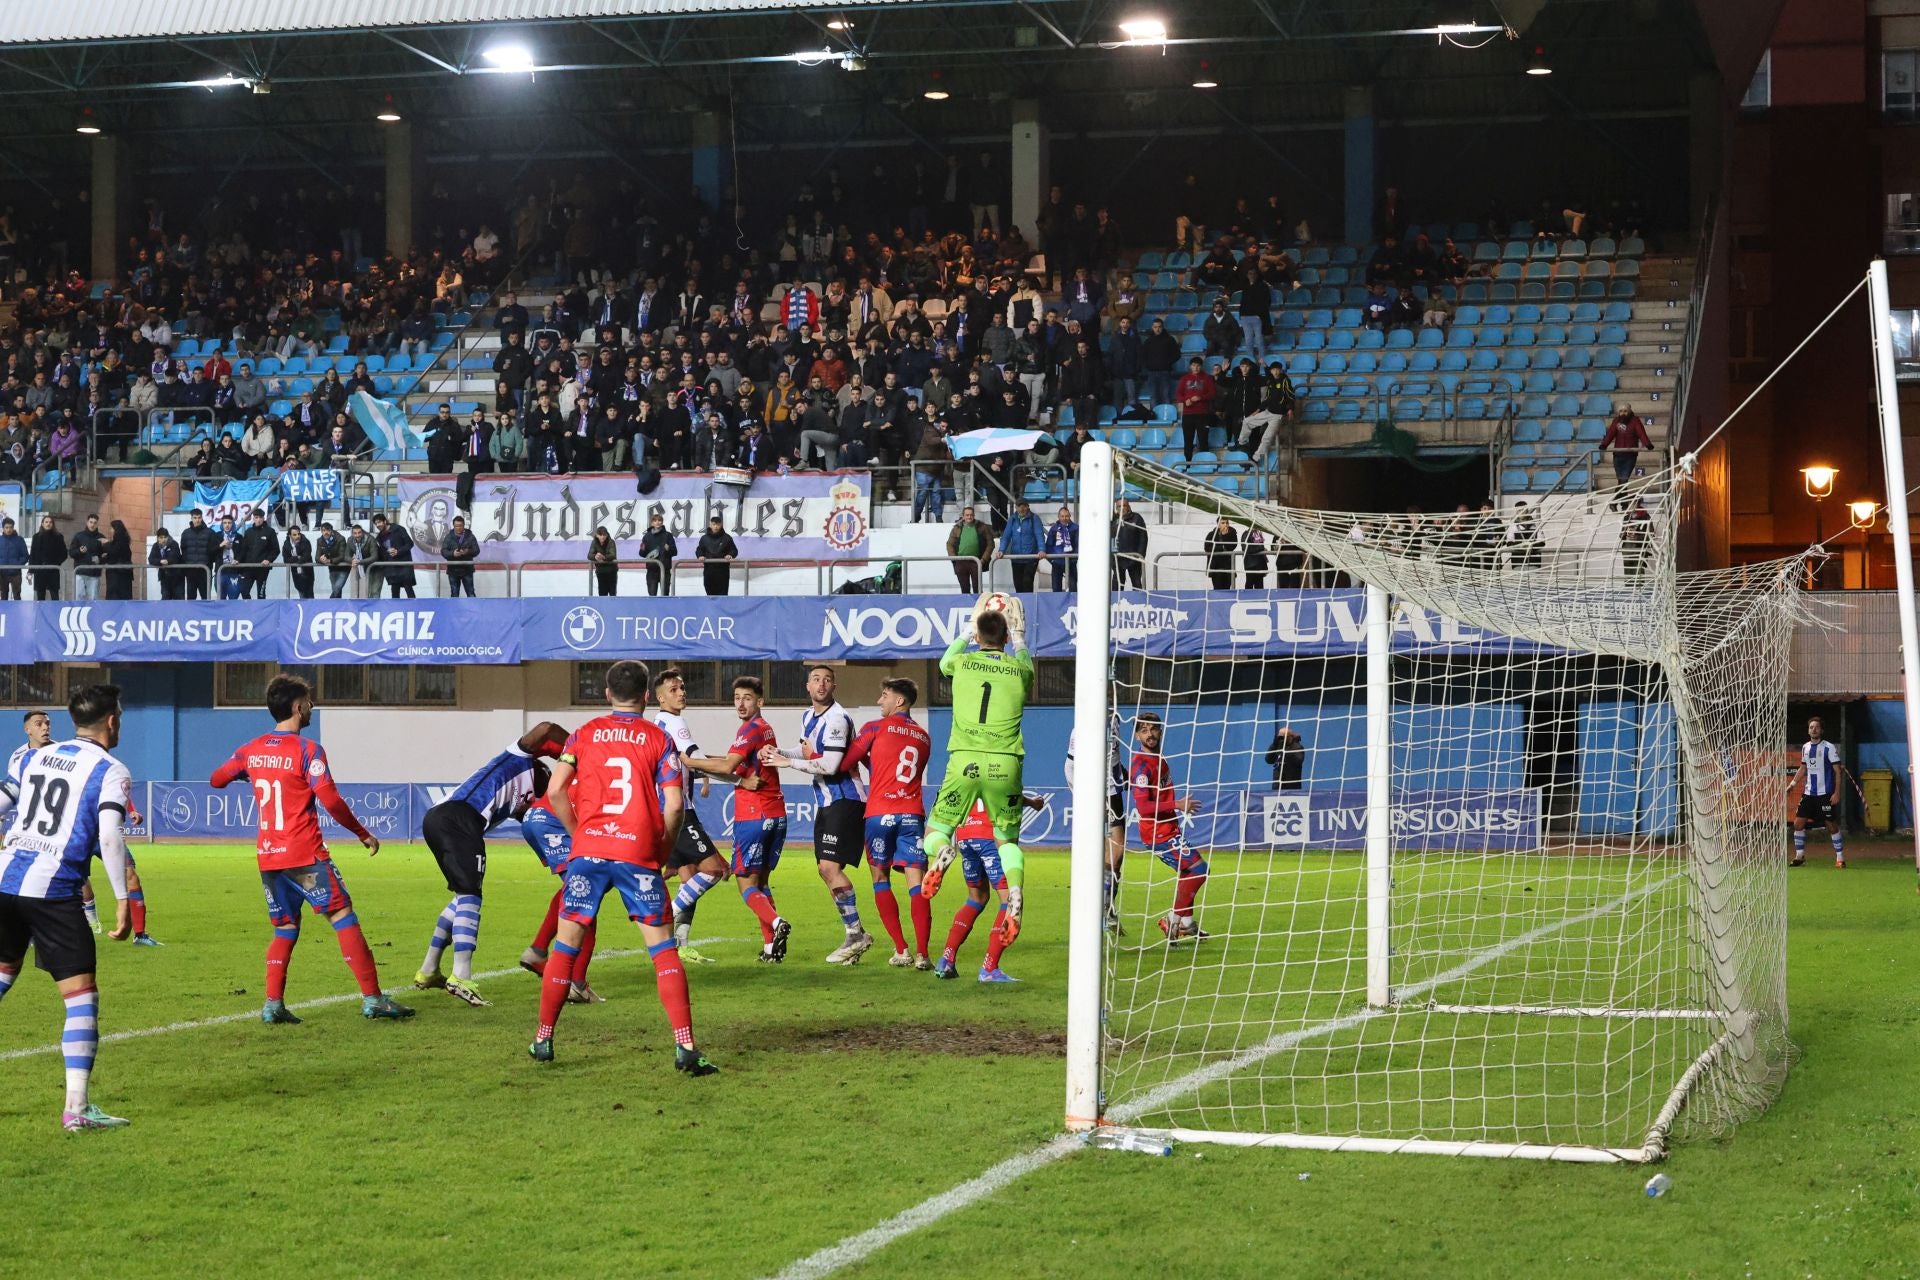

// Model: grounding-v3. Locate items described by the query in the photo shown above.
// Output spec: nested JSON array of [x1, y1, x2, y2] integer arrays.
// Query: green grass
[[2, 841, 1918, 1279]]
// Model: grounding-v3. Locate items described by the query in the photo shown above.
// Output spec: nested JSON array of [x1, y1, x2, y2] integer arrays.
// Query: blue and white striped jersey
[[800, 702, 863, 806], [1802, 740, 1841, 797], [448, 744, 542, 829], [1065, 718, 1128, 798], [653, 711, 707, 821], [0, 740, 133, 900]]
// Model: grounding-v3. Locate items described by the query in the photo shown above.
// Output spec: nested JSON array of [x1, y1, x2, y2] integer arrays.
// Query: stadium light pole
[[1866, 258, 1920, 879], [1849, 499, 1879, 590]]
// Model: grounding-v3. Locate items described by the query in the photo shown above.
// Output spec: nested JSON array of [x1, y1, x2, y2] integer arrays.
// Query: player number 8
[[894, 745, 920, 784]]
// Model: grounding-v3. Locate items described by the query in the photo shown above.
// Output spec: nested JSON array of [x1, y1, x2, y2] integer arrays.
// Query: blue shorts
[[522, 809, 571, 873], [865, 814, 925, 873], [1147, 835, 1208, 876], [260, 862, 353, 928], [732, 816, 787, 877], [560, 858, 668, 927], [960, 839, 1007, 891]]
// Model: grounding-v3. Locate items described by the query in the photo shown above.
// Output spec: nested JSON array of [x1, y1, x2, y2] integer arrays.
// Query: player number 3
[[604, 757, 633, 815]]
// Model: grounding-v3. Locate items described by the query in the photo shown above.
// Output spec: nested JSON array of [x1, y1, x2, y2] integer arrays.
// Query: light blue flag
[[351, 389, 420, 454]]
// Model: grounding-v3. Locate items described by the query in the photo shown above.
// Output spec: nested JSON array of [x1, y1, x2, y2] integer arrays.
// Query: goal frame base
[[1102, 1127, 1658, 1164]]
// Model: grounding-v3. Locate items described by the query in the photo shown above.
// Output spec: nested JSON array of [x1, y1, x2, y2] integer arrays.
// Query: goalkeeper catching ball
[[921, 597, 1034, 937]]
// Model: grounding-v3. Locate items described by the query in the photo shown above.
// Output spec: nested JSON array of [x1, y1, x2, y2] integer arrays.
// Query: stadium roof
[[0, 0, 1754, 183], [0, 0, 904, 47]]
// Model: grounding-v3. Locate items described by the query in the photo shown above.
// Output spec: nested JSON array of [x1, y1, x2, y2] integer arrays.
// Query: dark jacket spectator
[[374, 517, 417, 597], [179, 512, 219, 598], [694, 518, 739, 596], [102, 520, 135, 600], [238, 511, 280, 598], [1112, 500, 1148, 589], [29, 516, 67, 600], [0, 519, 26, 600], [1266, 727, 1305, 789], [149, 528, 186, 600], [69, 516, 106, 590], [639, 514, 677, 597], [1204, 518, 1239, 590], [282, 526, 315, 599]]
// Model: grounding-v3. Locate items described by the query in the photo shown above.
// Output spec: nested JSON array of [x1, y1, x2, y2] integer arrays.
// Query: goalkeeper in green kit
[[921, 600, 1034, 938]]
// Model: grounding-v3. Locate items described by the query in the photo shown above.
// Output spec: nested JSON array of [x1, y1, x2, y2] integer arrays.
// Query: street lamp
[[1851, 499, 1881, 589], [1802, 464, 1836, 588]]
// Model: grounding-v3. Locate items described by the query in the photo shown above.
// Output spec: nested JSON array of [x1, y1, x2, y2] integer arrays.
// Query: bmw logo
[[561, 605, 606, 652]]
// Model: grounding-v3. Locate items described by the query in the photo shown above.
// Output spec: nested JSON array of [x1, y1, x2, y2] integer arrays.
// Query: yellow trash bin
[[1861, 768, 1893, 833]]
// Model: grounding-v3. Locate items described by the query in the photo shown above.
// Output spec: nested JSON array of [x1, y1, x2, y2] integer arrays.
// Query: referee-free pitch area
[[1, 843, 1916, 1279]]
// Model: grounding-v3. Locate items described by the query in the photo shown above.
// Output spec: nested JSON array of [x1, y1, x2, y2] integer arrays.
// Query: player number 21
[[253, 778, 286, 831]]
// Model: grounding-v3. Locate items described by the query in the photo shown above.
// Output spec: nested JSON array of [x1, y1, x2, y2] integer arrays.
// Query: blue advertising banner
[[134, 782, 1546, 854], [280, 600, 521, 664], [280, 469, 342, 504], [1243, 788, 1544, 852], [0, 591, 1546, 665]]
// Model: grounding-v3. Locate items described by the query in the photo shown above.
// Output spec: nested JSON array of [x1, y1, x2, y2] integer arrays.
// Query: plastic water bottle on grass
[[1643, 1173, 1671, 1198], [1089, 1129, 1174, 1156]]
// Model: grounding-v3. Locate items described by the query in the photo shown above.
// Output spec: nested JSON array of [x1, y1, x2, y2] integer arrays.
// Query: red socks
[[571, 922, 598, 984], [985, 907, 1012, 970], [332, 917, 383, 996], [538, 942, 578, 1040], [742, 887, 779, 944], [130, 893, 147, 935], [942, 898, 985, 964], [1174, 872, 1205, 917], [265, 930, 297, 1001], [909, 889, 933, 958], [872, 882, 908, 952], [651, 947, 695, 1048], [532, 890, 563, 951]]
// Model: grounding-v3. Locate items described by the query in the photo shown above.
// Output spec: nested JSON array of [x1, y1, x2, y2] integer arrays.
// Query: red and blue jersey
[[957, 798, 997, 845], [562, 712, 683, 868], [844, 713, 932, 818], [1130, 750, 1179, 847], [729, 715, 787, 823], [211, 732, 368, 871]]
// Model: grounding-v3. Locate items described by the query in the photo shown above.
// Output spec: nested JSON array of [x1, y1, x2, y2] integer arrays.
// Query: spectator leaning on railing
[[0, 516, 25, 600], [996, 498, 1044, 593]]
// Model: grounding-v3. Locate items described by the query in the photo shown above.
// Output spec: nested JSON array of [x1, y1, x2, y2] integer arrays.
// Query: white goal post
[[1064, 439, 1805, 1163]]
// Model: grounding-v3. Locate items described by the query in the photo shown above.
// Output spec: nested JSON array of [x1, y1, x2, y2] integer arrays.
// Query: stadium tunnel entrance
[[1300, 453, 1495, 516]]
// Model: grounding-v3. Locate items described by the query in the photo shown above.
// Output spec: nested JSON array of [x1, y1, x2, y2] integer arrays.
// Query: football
[[973, 590, 1027, 640]]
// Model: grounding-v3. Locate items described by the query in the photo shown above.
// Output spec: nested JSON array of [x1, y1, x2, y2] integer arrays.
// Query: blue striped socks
[[673, 872, 718, 916], [0, 966, 14, 1002], [450, 894, 482, 980], [832, 886, 863, 933], [423, 901, 456, 974], [63, 985, 99, 1114]]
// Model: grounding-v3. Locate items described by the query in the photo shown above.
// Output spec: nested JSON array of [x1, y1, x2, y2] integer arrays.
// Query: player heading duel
[[921, 602, 1035, 941], [531, 659, 716, 1074]]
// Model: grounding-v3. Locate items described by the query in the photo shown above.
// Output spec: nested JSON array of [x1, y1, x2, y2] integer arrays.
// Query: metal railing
[[1669, 196, 1718, 454]]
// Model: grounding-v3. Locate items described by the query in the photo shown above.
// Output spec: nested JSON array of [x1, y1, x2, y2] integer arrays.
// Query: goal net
[[1064, 443, 1804, 1163]]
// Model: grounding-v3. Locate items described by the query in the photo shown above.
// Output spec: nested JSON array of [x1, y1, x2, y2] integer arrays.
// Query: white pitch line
[[767, 876, 1676, 1280], [0, 938, 751, 1063]]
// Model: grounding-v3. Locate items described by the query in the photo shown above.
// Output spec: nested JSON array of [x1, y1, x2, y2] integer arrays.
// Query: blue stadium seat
[[1567, 324, 1598, 346], [1561, 347, 1593, 369], [1597, 323, 1628, 345], [281, 356, 310, 375], [1444, 350, 1473, 372], [1491, 283, 1518, 302], [1588, 237, 1617, 259], [1301, 247, 1330, 266], [1581, 394, 1613, 416], [1445, 327, 1474, 348], [1297, 331, 1325, 351], [326, 335, 350, 354], [1502, 242, 1529, 262], [1386, 328, 1415, 349], [1522, 371, 1553, 394], [1560, 239, 1587, 261], [1356, 329, 1385, 350], [1180, 334, 1207, 355], [1588, 370, 1619, 392], [1614, 259, 1641, 280], [1520, 395, 1551, 418], [1381, 352, 1410, 372], [1320, 352, 1349, 375], [1530, 239, 1558, 260], [1576, 418, 1608, 443], [1555, 371, 1587, 392], [1395, 398, 1426, 421], [1108, 428, 1139, 450], [1461, 282, 1488, 302], [1507, 326, 1535, 347], [1410, 351, 1441, 372], [1163, 313, 1191, 333], [1585, 260, 1613, 281], [1349, 351, 1379, 373], [1458, 396, 1487, 419], [1610, 279, 1637, 299], [1618, 236, 1645, 258], [1139, 426, 1170, 449], [1136, 250, 1165, 271], [1496, 262, 1523, 281], [1502, 468, 1531, 491]]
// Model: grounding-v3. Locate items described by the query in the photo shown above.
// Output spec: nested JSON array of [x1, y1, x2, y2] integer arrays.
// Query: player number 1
[[253, 778, 286, 831], [978, 683, 992, 724]]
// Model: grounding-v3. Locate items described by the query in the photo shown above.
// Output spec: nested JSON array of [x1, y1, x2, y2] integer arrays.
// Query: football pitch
[[2, 842, 1917, 1279]]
